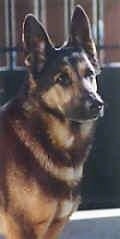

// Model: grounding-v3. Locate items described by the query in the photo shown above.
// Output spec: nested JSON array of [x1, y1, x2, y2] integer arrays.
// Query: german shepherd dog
[[0, 5, 104, 239]]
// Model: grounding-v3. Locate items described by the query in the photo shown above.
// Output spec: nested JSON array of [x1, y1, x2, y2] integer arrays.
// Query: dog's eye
[[56, 74, 72, 87]]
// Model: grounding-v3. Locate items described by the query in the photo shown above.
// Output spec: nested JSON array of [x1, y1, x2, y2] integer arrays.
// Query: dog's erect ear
[[67, 5, 99, 72], [22, 14, 54, 72]]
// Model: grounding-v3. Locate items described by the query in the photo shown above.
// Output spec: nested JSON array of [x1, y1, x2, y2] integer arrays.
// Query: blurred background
[[0, 0, 120, 211], [0, 0, 120, 68]]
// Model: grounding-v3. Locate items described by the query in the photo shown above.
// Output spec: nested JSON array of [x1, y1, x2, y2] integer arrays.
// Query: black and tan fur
[[0, 5, 103, 239]]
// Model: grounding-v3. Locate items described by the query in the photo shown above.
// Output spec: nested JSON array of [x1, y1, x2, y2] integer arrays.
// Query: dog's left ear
[[22, 14, 54, 73], [67, 5, 99, 72]]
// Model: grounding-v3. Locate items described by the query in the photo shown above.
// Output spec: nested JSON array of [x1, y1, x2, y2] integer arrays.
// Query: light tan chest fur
[[7, 163, 80, 222]]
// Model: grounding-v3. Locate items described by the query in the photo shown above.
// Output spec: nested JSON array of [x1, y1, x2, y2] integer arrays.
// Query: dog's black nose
[[86, 93, 104, 117], [90, 98, 103, 111]]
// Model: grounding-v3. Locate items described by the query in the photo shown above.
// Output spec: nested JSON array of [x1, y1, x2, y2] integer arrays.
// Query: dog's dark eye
[[56, 74, 72, 87]]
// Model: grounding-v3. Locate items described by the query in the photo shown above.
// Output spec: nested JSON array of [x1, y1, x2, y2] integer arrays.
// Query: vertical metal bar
[[64, 0, 74, 41], [96, 0, 104, 58], [4, 0, 10, 67], [99, 0, 104, 46], [98, 0, 104, 63], [40, 0, 47, 26], [92, 0, 97, 42], [34, 0, 39, 19], [69, 0, 74, 20], [11, 0, 16, 68], [96, 0, 100, 55], [5, 0, 16, 70], [64, 0, 69, 41], [8, 0, 13, 70]]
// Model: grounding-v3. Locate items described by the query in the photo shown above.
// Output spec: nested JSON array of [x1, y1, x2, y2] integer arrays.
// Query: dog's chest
[[56, 196, 80, 219], [7, 163, 80, 221], [9, 118, 88, 220]]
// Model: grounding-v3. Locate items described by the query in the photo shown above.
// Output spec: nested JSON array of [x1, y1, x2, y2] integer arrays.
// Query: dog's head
[[22, 5, 104, 124]]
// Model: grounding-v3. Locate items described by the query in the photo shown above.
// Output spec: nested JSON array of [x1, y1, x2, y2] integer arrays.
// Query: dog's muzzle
[[84, 92, 104, 118], [65, 92, 104, 123]]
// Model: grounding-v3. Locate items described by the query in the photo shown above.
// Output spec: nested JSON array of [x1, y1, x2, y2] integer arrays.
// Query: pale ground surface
[[60, 209, 120, 239], [0, 210, 120, 239]]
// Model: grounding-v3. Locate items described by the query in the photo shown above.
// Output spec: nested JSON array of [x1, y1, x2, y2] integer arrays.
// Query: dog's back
[[0, 5, 103, 239]]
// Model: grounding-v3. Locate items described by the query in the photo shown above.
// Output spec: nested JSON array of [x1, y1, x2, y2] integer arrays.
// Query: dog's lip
[[68, 107, 104, 124], [66, 104, 104, 124], [68, 116, 98, 124]]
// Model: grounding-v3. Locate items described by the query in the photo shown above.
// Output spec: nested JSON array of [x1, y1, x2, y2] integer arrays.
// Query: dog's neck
[[22, 99, 75, 151]]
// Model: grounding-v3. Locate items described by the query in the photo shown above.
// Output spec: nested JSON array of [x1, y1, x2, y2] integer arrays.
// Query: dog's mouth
[[65, 104, 104, 124], [68, 116, 98, 124]]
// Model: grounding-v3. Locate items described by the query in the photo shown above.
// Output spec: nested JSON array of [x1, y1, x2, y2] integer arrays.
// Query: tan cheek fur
[[42, 85, 72, 112], [42, 113, 75, 150]]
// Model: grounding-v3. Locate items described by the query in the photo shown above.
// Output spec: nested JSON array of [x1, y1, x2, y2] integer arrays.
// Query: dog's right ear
[[22, 14, 54, 72], [67, 5, 99, 73]]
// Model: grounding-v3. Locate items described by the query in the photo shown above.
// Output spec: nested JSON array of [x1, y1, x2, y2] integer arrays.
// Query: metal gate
[[0, 0, 111, 69]]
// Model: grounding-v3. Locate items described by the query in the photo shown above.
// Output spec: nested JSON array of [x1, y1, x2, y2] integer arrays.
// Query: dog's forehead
[[39, 47, 95, 83], [55, 48, 93, 70], [55, 47, 83, 62]]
